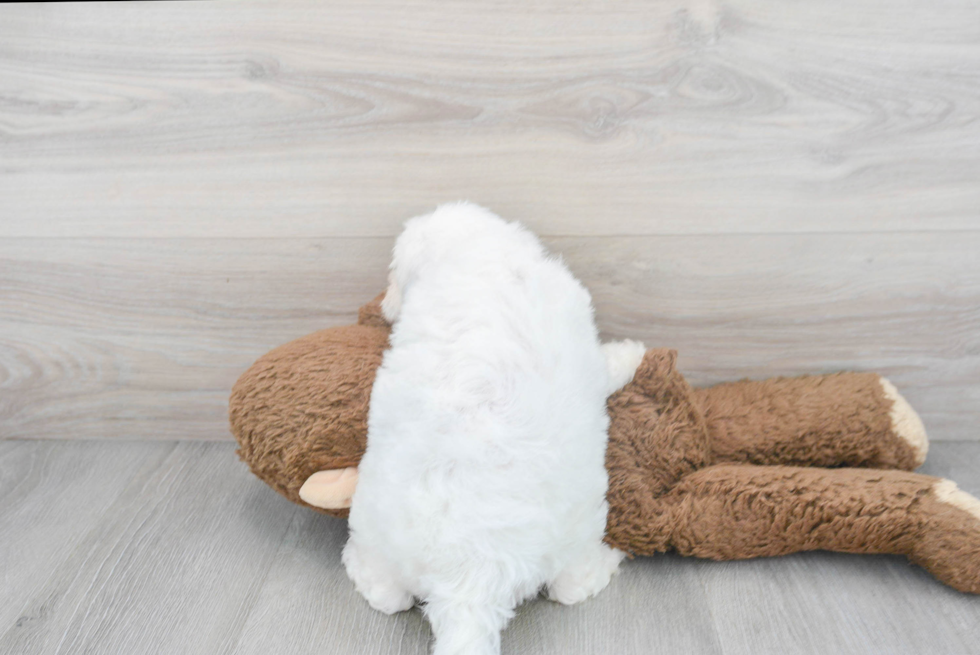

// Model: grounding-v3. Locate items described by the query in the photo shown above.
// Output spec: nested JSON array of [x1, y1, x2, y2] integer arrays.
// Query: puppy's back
[[349, 203, 612, 655], [378, 203, 605, 442]]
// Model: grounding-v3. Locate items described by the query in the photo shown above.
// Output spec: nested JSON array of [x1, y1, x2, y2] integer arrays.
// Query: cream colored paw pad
[[879, 377, 929, 467], [933, 479, 980, 522]]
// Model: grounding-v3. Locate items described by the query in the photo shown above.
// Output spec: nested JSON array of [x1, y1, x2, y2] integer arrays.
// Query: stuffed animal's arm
[[692, 373, 928, 470]]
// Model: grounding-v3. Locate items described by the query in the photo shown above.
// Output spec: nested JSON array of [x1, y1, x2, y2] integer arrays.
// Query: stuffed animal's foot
[[879, 377, 929, 467], [601, 339, 647, 396], [912, 479, 980, 594], [342, 540, 415, 614], [546, 542, 625, 605]]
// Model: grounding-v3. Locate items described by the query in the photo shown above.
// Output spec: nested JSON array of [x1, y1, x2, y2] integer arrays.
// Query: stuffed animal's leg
[[663, 464, 980, 593], [692, 373, 928, 470]]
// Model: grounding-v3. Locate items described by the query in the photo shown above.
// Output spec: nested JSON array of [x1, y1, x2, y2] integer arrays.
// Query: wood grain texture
[[2, 5, 978, 651], [0, 238, 390, 440], [0, 440, 175, 634], [1, 1, 979, 237], [0, 441, 301, 655], [3, 233, 978, 440], [1, 1, 978, 442], [1, 440, 978, 654]]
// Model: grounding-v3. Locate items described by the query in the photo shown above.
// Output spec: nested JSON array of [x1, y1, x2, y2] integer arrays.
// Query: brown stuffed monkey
[[230, 294, 980, 594]]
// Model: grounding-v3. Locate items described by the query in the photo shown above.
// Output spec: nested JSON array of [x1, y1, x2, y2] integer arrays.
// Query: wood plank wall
[[2, 1, 978, 440]]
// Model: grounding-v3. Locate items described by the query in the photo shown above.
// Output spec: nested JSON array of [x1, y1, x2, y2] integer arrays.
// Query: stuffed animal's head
[[229, 294, 390, 517]]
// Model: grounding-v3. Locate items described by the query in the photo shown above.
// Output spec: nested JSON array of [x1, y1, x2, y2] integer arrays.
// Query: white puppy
[[343, 203, 625, 655]]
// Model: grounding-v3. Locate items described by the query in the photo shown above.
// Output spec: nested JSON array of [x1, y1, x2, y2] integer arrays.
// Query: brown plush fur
[[230, 323, 385, 518], [693, 374, 920, 470], [229, 294, 980, 594]]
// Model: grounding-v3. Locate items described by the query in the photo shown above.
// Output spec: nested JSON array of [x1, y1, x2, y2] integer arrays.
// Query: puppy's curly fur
[[343, 203, 623, 655]]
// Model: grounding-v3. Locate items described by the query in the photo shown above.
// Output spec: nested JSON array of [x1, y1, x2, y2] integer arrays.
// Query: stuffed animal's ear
[[299, 468, 360, 509], [358, 292, 391, 328]]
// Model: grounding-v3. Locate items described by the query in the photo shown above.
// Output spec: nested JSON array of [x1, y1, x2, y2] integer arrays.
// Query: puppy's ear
[[380, 271, 402, 323], [358, 292, 391, 328]]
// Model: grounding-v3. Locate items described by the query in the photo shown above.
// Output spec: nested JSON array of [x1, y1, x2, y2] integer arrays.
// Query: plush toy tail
[[658, 464, 980, 594], [692, 372, 928, 471]]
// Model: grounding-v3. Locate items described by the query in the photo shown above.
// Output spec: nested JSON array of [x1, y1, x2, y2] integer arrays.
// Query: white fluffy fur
[[601, 339, 647, 395], [344, 203, 622, 655]]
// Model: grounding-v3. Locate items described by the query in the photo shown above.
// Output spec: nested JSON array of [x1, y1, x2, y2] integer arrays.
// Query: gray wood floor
[[2, 439, 978, 655]]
